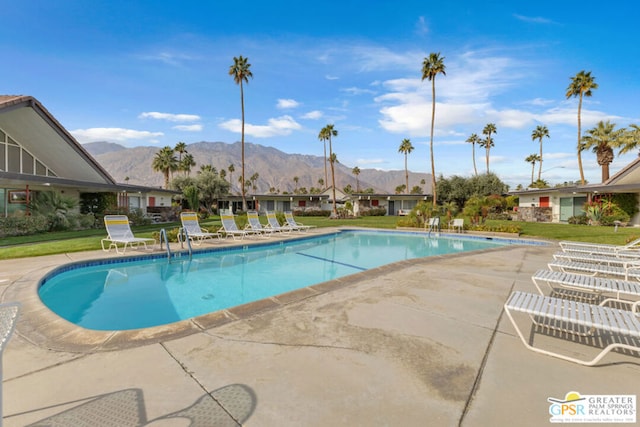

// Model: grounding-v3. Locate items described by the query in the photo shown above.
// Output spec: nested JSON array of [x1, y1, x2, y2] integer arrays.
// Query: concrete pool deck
[[1, 229, 639, 426]]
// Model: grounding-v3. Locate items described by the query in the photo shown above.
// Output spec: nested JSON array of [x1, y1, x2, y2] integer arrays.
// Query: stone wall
[[517, 206, 552, 222]]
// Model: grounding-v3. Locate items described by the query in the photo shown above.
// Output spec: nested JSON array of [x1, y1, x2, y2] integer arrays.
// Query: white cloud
[[341, 87, 377, 96], [325, 75, 339, 80], [137, 52, 197, 66], [415, 16, 429, 36], [172, 124, 203, 132], [219, 115, 302, 138], [301, 110, 323, 120], [71, 128, 164, 144], [277, 99, 300, 109], [513, 14, 554, 25], [139, 112, 201, 122]]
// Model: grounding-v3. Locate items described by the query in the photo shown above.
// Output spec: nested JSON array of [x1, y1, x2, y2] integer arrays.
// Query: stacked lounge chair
[[504, 239, 640, 366]]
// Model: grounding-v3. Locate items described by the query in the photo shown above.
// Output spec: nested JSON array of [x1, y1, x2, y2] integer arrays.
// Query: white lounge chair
[[219, 214, 256, 240], [504, 290, 640, 366], [548, 259, 640, 281], [246, 211, 273, 237], [532, 269, 640, 305], [449, 218, 464, 233], [553, 251, 640, 266], [101, 215, 156, 254], [284, 211, 313, 232], [559, 238, 640, 255], [266, 212, 292, 233], [180, 212, 221, 245]]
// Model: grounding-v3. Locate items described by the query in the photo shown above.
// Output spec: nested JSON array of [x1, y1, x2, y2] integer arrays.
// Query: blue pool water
[[39, 230, 510, 331]]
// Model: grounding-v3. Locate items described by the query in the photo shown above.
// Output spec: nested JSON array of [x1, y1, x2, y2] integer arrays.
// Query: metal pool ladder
[[159, 228, 192, 261]]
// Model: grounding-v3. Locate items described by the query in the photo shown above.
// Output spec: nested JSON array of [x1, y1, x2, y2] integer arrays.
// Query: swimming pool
[[39, 229, 510, 331]]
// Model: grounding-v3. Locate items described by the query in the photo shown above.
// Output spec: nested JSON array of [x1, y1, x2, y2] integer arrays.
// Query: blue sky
[[3, 1, 640, 188]]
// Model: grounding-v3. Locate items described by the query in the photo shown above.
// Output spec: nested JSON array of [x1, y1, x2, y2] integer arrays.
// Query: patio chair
[[559, 237, 640, 255], [449, 218, 464, 233], [180, 212, 222, 245], [101, 215, 156, 254], [284, 211, 313, 232], [504, 290, 640, 366], [246, 211, 273, 237], [265, 211, 292, 233], [532, 269, 640, 305], [219, 214, 257, 240], [425, 217, 440, 233], [548, 259, 640, 281]]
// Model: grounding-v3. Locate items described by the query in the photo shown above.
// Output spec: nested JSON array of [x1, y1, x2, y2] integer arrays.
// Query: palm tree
[[151, 146, 178, 189], [465, 133, 480, 176], [174, 141, 188, 162], [317, 177, 324, 189], [397, 138, 414, 194], [617, 124, 640, 155], [421, 52, 446, 206], [351, 166, 361, 192], [319, 124, 338, 216], [227, 164, 235, 193], [582, 120, 625, 182], [525, 154, 541, 184], [318, 133, 329, 190], [180, 153, 196, 176], [229, 55, 253, 210], [481, 123, 497, 173], [566, 70, 598, 184], [531, 125, 550, 181], [293, 176, 299, 192]]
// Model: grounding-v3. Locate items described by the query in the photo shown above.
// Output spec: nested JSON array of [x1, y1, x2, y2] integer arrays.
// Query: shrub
[[568, 215, 589, 225], [0, 214, 49, 237], [294, 208, 330, 217], [599, 206, 630, 226], [359, 207, 386, 217]]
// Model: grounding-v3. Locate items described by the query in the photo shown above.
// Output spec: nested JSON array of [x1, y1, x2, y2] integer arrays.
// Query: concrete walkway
[[1, 231, 639, 426]]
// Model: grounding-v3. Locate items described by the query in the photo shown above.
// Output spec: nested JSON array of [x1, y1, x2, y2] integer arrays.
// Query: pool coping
[[4, 227, 551, 353]]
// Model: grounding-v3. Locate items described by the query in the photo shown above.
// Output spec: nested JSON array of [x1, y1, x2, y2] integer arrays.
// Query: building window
[[372, 199, 379, 207]]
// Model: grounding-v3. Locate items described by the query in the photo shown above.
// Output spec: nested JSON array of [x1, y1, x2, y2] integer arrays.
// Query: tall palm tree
[[531, 125, 550, 181], [351, 166, 361, 192], [398, 138, 414, 194], [174, 141, 188, 162], [566, 70, 598, 185], [481, 123, 497, 173], [582, 120, 625, 182], [319, 124, 338, 216], [318, 132, 329, 190], [525, 154, 541, 184], [181, 153, 196, 176], [421, 52, 446, 206], [293, 176, 299, 192], [151, 146, 178, 189], [229, 55, 253, 210], [465, 133, 480, 176]]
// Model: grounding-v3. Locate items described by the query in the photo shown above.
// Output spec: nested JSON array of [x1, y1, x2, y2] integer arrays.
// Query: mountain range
[[83, 141, 432, 195]]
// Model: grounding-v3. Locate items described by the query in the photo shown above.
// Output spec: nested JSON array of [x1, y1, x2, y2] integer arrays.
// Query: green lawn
[[1, 215, 638, 260]]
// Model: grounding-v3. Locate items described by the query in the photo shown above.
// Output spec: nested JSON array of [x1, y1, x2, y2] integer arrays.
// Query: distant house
[[0, 95, 177, 217], [512, 157, 640, 225], [352, 193, 431, 216]]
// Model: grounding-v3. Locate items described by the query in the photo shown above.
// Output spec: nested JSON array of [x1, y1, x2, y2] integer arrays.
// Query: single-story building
[[352, 193, 431, 216], [0, 95, 177, 218], [512, 157, 640, 225]]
